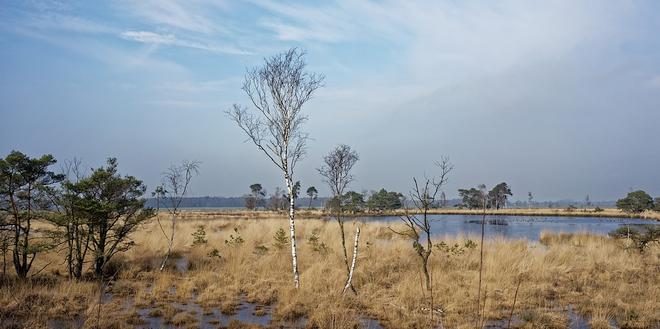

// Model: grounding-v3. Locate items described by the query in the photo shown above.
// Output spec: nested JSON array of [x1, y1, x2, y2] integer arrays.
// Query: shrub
[[464, 239, 478, 249], [307, 228, 328, 254], [435, 241, 465, 257], [435, 240, 478, 257], [192, 226, 208, 246], [224, 227, 244, 247], [609, 225, 660, 252], [254, 244, 269, 255], [273, 228, 289, 250], [208, 248, 221, 258]]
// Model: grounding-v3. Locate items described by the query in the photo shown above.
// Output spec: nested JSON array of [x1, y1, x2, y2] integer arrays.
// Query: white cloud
[[120, 31, 176, 45], [120, 30, 252, 55]]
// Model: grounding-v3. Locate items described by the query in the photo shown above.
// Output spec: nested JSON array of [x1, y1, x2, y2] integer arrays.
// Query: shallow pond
[[360, 215, 658, 240]]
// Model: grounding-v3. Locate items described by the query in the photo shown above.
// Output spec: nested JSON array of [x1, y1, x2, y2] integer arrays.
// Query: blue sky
[[1, 0, 659, 200]]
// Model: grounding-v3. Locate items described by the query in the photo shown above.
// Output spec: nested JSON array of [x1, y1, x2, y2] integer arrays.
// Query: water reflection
[[361, 215, 658, 240]]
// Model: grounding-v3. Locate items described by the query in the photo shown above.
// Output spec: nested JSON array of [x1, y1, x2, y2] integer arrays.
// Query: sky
[[1, 0, 659, 201]]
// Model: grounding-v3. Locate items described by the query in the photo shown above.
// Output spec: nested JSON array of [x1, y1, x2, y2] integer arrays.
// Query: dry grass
[[1, 216, 658, 328]]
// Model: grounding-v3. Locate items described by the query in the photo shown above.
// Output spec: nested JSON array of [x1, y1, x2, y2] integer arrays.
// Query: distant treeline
[[143, 196, 615, 209], [144, 196, 329, 209]]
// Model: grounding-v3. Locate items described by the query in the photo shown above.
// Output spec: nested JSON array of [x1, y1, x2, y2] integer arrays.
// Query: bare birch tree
[[153, 161, 200, 272], [318, 144, 359, 293], [227, 48, 324, 288]]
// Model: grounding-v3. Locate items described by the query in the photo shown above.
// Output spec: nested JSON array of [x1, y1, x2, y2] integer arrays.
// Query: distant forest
[[143, 196, 328, 209], [144, 196, 615, 209]]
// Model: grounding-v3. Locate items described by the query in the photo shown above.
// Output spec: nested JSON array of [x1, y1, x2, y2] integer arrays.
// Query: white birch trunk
[[285, 176, 300, 288], [159, 214, 176, 271], [343, 225, 360, 294]]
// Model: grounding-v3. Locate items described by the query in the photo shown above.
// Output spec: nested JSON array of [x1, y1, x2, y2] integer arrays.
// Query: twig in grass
[[508, 277, 522, 328], [475, 184, 487, 329]]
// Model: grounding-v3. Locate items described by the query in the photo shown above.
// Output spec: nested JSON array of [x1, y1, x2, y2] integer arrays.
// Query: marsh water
[[360, 215, 657, 240]]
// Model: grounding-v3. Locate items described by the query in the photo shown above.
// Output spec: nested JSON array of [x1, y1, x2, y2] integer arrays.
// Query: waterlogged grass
[[0, 217, 658, 328]]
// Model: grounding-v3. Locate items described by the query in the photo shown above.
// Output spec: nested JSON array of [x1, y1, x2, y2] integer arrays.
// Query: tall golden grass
[[1, 216, 658, 328]]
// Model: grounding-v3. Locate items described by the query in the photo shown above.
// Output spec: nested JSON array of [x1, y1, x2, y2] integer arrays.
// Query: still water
[[360, 215, 657, 240]]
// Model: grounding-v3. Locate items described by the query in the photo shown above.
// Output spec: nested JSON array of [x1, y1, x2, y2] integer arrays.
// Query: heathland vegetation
[[1, 48, 659, 328], [0, 216, 658, 328]]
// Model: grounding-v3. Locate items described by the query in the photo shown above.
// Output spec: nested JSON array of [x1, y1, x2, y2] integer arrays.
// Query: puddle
[[232, 301, 273, 326], [568, 305, 590, 329], [174, 257, 189, 273], [136, 307, 168, 328], [360, 316, 385, 329], [483, 317, 524, 329], [477, 306, 601, 329], [101, 290, 113, 303], [47, 316, 85, 329], [133, 297, 289, 329]]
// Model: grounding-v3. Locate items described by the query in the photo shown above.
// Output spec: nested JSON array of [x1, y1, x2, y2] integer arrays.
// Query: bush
[[192, 226, 208, 246], [435, 240, 478, 257], [616, 190, 653, 213], [254, 244, 269, 255], [273, 228, 289, 250], [609, 225, 660, 252], [224, 227, 244, 247], [307, 228, 328, 254], [594, 207, 604, 212]]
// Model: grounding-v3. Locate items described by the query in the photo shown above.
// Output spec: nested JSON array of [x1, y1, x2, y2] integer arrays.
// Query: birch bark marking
[[343, 225, 360, 294], [286, 175, 300, 288]]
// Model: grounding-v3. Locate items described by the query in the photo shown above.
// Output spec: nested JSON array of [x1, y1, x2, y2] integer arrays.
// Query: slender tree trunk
[[67, 223, 73, 278], [159, 213, 176, 271], [343, 225, 360, 294], [95, 256, 105, 277], [422, 256, 431, 291], [476, 198, 487, 328], [2, 244, 5, 277], [338, 218, 350, 274], [285, 176, 300, 289]]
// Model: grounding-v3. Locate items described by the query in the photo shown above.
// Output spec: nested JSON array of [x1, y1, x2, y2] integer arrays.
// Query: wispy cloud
[[12, 27, 188, 75], [116, 0, 229, 34], [25, 13, 117, 34], [120, 30, 252, 55], [248, 0, 408, 43]]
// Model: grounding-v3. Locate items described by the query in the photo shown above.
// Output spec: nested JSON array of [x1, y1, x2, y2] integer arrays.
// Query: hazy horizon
[[1, 1, 659, 201]]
